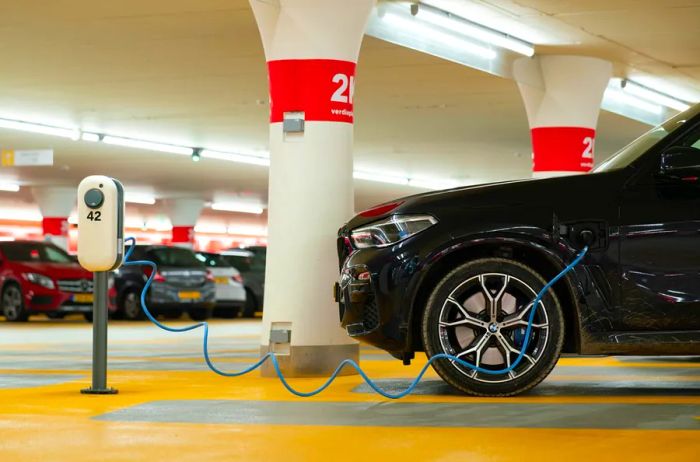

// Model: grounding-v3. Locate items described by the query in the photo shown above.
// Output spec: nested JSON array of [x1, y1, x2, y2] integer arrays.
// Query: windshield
[[195, 252, 231, 268], [146, 247, 203, 268], [595, 104, 700, 172], [0, 242, 74, 263]]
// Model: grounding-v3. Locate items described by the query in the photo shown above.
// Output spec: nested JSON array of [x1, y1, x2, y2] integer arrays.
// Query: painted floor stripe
[[94, 399, 700, 430]]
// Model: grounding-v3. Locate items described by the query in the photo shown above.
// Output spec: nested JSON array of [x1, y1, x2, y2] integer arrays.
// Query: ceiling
[[0, 0, 693, 226]]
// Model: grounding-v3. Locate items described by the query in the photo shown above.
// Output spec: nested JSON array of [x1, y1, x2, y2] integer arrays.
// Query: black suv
[[113, 245, 215, 321], [336, 104, 700, 396]]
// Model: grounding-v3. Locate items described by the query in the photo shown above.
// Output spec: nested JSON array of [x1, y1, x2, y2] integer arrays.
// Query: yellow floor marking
[[0, 415, 697, 462]]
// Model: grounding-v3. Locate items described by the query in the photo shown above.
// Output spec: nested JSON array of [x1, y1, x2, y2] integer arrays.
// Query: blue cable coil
[[123, 237, 588, 399]]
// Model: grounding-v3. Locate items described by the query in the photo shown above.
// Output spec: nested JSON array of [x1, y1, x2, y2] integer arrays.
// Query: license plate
[[73, 293, 93, 303], [178, 291, 201, 300], [214, 277, 229, 284]]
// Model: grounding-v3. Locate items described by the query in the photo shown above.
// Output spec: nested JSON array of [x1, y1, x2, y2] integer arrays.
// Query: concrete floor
[[0, 317, 698, 461]]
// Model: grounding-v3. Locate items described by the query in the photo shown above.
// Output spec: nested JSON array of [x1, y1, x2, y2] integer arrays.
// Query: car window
[[224, 255, 252, 271], [0, 242, 74, 263], [595, 104, 700, 172], [146, 247, 203, 268], [196, 253, 230, 268], [250, 253, 266, 271]]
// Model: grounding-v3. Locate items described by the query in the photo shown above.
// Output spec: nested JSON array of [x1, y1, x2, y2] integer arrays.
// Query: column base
[[260, 344, 359, 377]]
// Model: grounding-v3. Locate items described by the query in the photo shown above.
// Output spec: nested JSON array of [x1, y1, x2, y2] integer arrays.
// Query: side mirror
[[660, 146, 700, 181]]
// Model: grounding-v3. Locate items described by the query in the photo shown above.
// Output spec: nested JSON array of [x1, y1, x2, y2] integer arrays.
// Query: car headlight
[[24, 272, 55, 290], [350, 215, 437, 249]]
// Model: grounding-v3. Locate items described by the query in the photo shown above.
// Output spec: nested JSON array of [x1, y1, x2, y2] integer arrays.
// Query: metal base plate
[[81, 387, 119, 395]]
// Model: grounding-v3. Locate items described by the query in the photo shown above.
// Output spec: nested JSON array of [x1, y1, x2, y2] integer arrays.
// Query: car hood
[[11, 261, 92, 279], [344, 171, 621, 230]]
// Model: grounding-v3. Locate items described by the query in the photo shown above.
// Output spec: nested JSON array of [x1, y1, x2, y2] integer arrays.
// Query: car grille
[[336, 236, 353, 270], [362, 298, 379, 331], [57, 279, 93, 293]]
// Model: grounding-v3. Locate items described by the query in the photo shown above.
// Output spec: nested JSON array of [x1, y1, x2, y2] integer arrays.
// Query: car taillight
[[144, 267, 166, 282], [232, 274, 243, 283], [206, 270, 215, 282]]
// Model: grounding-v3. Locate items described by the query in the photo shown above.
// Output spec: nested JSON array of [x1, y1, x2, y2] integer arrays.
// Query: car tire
[[241, 290, 257, 318], [2, 283, 29, 322], [163, 308, 183, 320], [421, 258, 564, 397], [188, 307, 212, 321], [215, 307, 238, 319], [122, 289, 146, 321], [84, 312, 93, 323]]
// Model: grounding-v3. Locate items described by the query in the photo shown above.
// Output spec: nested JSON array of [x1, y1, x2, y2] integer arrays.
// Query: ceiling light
[[125, 192, 156, 205], [621, 79, 691, 112], [192, 148, 202, 162], [194, 224, 228, 234], [412, 4, 535, 57], [408, 178, 461, 190], [211, 202, 265, 215], [0, 183, 20, 192], [605, 81, 663, 115], [102, 136, 194, 155], [353, 170, 410, 186], [382, 12, 497, 60], [81, 132, 101, 142], [200, 149, 271, 166], [0, 118, 80, 140]]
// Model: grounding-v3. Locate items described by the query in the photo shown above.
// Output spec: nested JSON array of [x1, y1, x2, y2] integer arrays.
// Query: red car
[[0, 240, 102, 322]]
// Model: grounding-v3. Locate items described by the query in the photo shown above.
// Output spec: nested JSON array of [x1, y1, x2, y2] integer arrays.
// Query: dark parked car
[[0, 241, 102, 322], [113, 245, 215, 321], [335, 104, 700, 396], [221, 248, 265, 317]]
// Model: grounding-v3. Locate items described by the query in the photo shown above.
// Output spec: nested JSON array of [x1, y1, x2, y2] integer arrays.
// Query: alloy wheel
[[437, 272, 549, 383], [2, 286, 24, 320]]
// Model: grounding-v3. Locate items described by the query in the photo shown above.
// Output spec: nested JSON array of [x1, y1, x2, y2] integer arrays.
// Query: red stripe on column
[[172, 226, 195, 243], [267, 59, 356, 124], [42, 217, 68, 236], [531, 127, 596, 173]]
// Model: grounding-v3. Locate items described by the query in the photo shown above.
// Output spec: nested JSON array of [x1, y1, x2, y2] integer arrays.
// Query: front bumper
[[335, 247, 419, 355]]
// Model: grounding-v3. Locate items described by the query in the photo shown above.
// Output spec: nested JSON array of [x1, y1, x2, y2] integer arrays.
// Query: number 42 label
[[87, 211, 101, 222]]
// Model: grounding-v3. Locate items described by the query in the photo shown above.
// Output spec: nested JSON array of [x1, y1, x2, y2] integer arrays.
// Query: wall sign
[[531, 127, 595, 173], [267, 59, 356, 124], [1, 149, 54, 167]]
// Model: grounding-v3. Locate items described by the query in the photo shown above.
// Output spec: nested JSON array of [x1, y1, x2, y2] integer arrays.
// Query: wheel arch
[[407, 237, 583, 354]]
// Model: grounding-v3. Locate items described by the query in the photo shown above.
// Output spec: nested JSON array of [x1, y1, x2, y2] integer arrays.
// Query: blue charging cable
[[123, 237, 587, 399]]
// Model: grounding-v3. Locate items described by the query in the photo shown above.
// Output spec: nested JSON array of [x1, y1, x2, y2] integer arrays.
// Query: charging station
[[77, 175, 125, 395]]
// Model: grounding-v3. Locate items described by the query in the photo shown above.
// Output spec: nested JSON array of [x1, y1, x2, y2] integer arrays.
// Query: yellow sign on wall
[[0, 149, 53, 167]]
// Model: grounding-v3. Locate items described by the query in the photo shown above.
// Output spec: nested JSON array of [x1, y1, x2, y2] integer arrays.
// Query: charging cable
[[123, 237, 588, 399]]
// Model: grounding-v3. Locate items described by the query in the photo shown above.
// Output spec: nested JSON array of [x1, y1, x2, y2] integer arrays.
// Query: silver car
[[195, 252, 247, 318]]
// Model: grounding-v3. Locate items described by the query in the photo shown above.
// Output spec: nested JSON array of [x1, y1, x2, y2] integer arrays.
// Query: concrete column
[[163, 198, 204, 248], [250, 0, 376, 376], [31, 186, 75, 250], [514, 55, 612, 177]]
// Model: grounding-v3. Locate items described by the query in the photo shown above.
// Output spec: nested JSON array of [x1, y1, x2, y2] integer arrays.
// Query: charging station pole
[[81, 271, 118, 395]]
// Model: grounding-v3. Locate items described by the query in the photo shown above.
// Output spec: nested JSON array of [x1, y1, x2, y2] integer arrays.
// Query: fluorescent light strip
[[622, 80, 691, 112], [0, 115, 472, 191], [81, 132, 101, 142], [200, 149, 270, 166], [102, 135, 193, 155], [414, 4, 534, 57], [0, 118, 80, 140], [0, 183, 20, 192], [605, 83, 663, 115], [353, 170, 410, 186], [211, 202, 265, 215], [382, 12, 497, 60], [124, 193, 156, 205]]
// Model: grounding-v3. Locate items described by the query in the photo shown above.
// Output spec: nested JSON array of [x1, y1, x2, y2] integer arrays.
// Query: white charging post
[[76, 175, 125, 395]]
